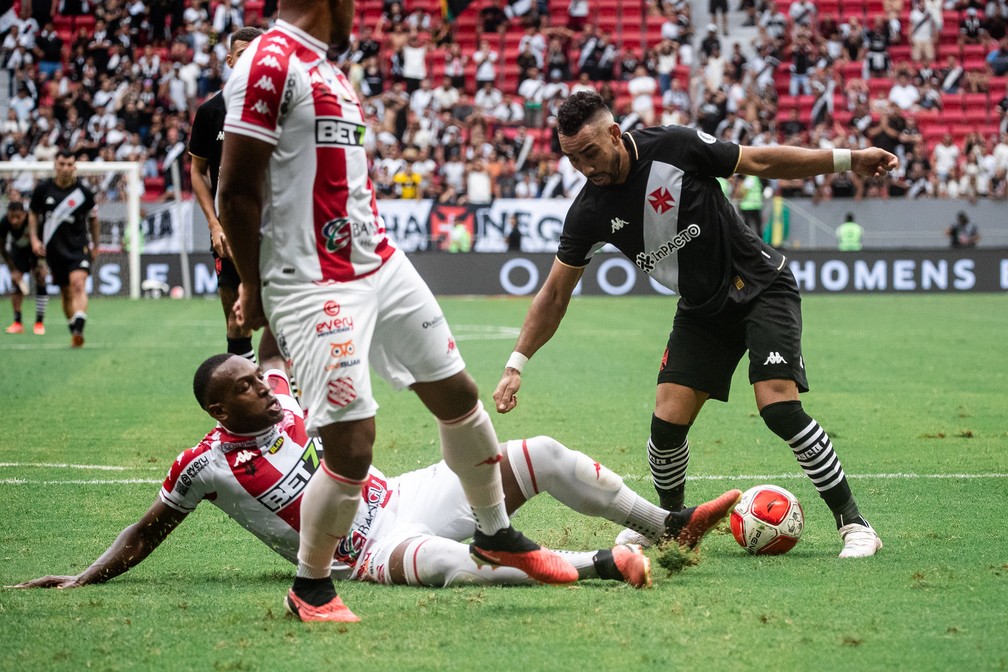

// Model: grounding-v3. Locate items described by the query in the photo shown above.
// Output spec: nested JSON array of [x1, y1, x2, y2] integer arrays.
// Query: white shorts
[[350, 460, 475, 584], [263, 250, 466, 431]]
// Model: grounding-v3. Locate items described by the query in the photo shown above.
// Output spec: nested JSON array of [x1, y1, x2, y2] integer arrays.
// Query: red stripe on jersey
[[521, 439, 541, 494], [239, 30, 292, 133], [225, 442, 303, 530], [163, 440, 214, 493]]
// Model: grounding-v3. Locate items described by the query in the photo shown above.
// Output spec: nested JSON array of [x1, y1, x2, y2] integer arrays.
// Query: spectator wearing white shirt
[[493, 94, 525, 125], [465, 158, 493, 205], [473, 40, 499, 88], [907, 0, 936, 62], [474, 80, 504, 115], [518, 25, 547, 69], [409, 79, 436, 116], [931, 133, 961, 184], [517, 67, 546, 128], [627, 65, 658, 126], [432, 79, 461, 113], [888, 71, 920, 111], [400, 32, 429, 93]]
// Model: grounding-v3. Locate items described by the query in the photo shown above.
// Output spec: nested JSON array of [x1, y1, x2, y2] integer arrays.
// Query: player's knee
[[651, 414, 690, 447], [760, 399, 808, 441]]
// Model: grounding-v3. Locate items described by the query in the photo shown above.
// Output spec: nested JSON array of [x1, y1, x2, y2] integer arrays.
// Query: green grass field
[[1, 294, 1006, 672]]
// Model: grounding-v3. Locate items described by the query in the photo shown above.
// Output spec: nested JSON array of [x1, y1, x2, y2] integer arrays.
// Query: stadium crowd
[[3, 0, 1008, 207]]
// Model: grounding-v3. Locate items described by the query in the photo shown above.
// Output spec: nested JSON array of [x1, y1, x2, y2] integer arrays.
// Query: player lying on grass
[[12, 354, 740, 597]]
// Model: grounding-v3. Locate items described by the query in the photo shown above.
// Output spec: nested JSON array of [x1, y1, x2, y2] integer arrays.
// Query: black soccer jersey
[[0, 214, 30, 253], [29, 178, 96, 260], [188, 91, 226, 197], [557, 125, 787, 315]]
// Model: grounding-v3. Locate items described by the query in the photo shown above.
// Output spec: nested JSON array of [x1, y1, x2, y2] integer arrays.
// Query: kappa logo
[[763, 352, 788, 365], [611, 217, 628, 233], [251, 100, 271, 115], [232, 449, 257, 467], [262, 43, 285, 55], [268, 35, 289, 47], [648, 187, 676, 214], [257, 54, 282, 70], [216, 131, 224, 141], [253, 75, 277, 93]]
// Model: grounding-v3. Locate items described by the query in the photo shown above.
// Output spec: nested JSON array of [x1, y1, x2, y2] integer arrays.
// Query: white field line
[[0, 464, 1006, 487]]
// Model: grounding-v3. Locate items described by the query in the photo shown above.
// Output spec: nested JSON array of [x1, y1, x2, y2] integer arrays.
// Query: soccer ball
[[730, 484, 804, 555]]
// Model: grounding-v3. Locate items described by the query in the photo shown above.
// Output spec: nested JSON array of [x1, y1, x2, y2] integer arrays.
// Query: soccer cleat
[[611, 544, 652, 588], [285, 589, 360, 623], [71, 332, 84, 348], [5, 322, 24, 334], [838, 522, 883, 558], [470, 526, 578, 584], [615, 527, 654, 549], [33, 322, 45, 335], [665, 488, 743, 550]]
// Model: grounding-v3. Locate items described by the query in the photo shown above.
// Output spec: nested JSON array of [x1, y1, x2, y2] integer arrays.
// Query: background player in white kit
[[217, 0, 574, 621], [11, 353, 740, 595]]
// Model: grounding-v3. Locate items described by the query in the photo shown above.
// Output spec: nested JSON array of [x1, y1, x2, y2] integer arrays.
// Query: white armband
[[506, 352, 528, 374], [832, 148, 852, 173]]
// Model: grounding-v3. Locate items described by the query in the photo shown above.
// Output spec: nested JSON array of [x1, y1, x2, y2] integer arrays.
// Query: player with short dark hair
[[189, 26, 265, 363], [27, 149, 99, 348], [495, 91, 898, 559], [1, 201, 49, 334], [11, 353, 743, 594]]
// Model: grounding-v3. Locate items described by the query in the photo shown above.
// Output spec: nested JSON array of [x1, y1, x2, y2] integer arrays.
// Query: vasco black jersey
[[29, 178, 96, 260], [0, 214, 31, 253], [558, 125, 787, 315], [188, 91, 226, 197]]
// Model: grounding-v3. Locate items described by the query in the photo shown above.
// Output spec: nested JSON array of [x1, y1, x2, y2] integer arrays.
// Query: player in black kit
[[28, 149, 99, 348], [493, 91, 898, 558], [189, 27, 264, 363], [1, 201, 49, 335]]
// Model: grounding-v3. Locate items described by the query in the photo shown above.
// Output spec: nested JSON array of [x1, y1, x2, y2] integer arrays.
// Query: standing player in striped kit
[[494, 92, 896, 559], [217, 0, 575, 623]]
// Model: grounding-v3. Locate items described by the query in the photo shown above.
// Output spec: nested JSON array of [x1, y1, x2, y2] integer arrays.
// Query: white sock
[[507, 436, 669, 540], [403, 535, 533, 586], [295, 463, 363, 579], [438, 401, 509, 535], [556, 550, 601, 580]]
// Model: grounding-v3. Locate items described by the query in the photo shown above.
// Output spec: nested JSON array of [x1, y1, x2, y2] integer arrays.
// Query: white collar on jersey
[[274, 19, 328, 59]]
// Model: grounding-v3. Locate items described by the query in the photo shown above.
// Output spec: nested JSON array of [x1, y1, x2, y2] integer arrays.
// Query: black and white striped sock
[[761, 401, 860, 527], [648, 415, 691, 511]]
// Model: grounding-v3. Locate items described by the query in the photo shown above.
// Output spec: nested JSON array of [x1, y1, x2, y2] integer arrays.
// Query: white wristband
[[833, 148, 852, 173], [506, 352, 528, 374]]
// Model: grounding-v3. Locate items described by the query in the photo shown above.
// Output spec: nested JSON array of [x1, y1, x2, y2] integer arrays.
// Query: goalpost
[[0, 160, 143, 298]]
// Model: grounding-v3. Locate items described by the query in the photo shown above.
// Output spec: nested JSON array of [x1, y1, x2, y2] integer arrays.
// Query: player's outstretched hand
[[852, 148, 899, 177], [9, 575, 84, 589], [493, 369, 522, 414], [234, 283, 267, 330]]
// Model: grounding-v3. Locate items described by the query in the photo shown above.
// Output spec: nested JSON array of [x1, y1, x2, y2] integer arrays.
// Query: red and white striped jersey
[[222, 20, 395, 284], [159, 371, 390, 578]]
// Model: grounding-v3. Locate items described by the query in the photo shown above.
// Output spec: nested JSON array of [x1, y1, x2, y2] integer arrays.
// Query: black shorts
[[214, 251, 241, 291], [46, 252, 91, 287], [9, 246, 39, 274], [658, 268, 809, 402], [709, 0, 728, 13]]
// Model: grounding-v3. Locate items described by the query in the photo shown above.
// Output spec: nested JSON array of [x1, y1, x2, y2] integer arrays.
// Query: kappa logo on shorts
[[326, 377, 356, 407], [763, 352, 788, 365]]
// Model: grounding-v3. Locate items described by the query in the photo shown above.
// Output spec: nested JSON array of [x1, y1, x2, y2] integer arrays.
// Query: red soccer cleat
[[470, 526, 578, 584], [5, 322, 23, 334], [71, 332, 84, 348], [285, 590, 360, 623], [612, 544, 652, 588], [667, 489, 743, 550], [33, 322, 45, 335]]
